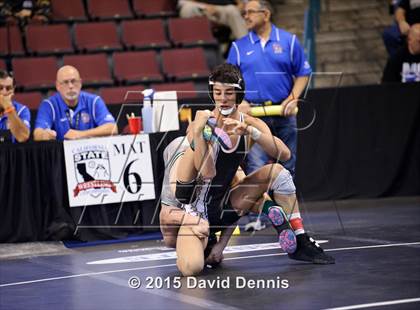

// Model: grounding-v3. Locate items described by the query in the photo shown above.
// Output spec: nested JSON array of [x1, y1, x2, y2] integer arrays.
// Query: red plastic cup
[[128, 116, 142, 134]]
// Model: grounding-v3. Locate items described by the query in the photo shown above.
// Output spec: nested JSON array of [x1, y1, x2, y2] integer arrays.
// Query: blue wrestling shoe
[[267, 206, 297, 254], [205, 118, 232, 149], [191, 118, 232, 150]]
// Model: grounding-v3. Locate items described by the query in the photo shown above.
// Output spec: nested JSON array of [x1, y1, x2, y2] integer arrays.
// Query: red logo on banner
[[73, 180, 117, 197]]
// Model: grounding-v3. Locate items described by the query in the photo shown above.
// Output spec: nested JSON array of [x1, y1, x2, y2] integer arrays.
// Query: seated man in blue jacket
[[0, 70, 30, 143], [34, 65, 117, 141]]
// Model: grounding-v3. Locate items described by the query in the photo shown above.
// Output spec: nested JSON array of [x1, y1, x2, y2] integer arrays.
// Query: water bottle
[[142, 89, 154, 133]]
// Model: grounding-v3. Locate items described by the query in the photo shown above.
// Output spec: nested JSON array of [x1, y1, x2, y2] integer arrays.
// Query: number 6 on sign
[[124, 160, 142, 194]]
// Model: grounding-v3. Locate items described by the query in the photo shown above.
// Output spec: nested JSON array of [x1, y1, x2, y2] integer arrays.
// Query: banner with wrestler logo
[[64, 135, 155, 207]]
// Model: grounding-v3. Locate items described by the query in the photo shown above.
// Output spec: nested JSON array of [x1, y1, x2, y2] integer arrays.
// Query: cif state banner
[[64, 134, 155, 207]]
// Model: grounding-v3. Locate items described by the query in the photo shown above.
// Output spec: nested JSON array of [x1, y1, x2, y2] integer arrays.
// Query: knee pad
[[175, 179, 197, 204], [270, 168, 296, 195]]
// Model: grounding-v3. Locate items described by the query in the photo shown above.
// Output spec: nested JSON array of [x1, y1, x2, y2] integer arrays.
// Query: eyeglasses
[[58, 79, 81, 86], [0, 85, 14, 91], [241, 9, 266, 17]]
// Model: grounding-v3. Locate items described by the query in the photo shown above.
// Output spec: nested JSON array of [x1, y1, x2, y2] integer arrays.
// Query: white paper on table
[[152, 91, 180, 132]]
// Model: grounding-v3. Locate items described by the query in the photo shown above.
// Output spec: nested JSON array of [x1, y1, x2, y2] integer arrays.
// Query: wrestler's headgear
[[208, 64, 245, 115]]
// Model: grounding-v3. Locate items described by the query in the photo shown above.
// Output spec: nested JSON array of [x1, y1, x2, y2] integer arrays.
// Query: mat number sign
[[64, 135, 155, 207]]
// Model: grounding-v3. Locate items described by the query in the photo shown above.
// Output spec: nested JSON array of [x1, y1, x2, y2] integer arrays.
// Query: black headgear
[[208, 64, 245, 105]]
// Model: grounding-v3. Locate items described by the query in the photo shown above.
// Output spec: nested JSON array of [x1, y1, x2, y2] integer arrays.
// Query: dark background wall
[[296, 82, 420, 200]]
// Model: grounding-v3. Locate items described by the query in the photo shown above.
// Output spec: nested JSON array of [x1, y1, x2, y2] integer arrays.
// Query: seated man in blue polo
[[0, 70, 30, 143], [34, 65, 117, 141]]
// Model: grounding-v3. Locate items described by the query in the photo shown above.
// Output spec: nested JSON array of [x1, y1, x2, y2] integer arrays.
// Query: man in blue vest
[[34, 65, 117, 141], [227, 0, 311, 177], [0, 70, 30, 143]]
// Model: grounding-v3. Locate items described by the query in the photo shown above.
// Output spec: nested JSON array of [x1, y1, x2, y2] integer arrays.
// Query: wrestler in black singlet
[[192, 113, 248, 230]]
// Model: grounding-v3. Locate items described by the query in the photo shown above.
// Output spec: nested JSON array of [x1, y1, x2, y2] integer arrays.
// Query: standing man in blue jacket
[[227, 0, 311, 177], [34, 65, 117, 141]]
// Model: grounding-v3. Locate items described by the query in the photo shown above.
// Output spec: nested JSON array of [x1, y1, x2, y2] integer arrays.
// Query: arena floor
[[1, 196, 419, 310]]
